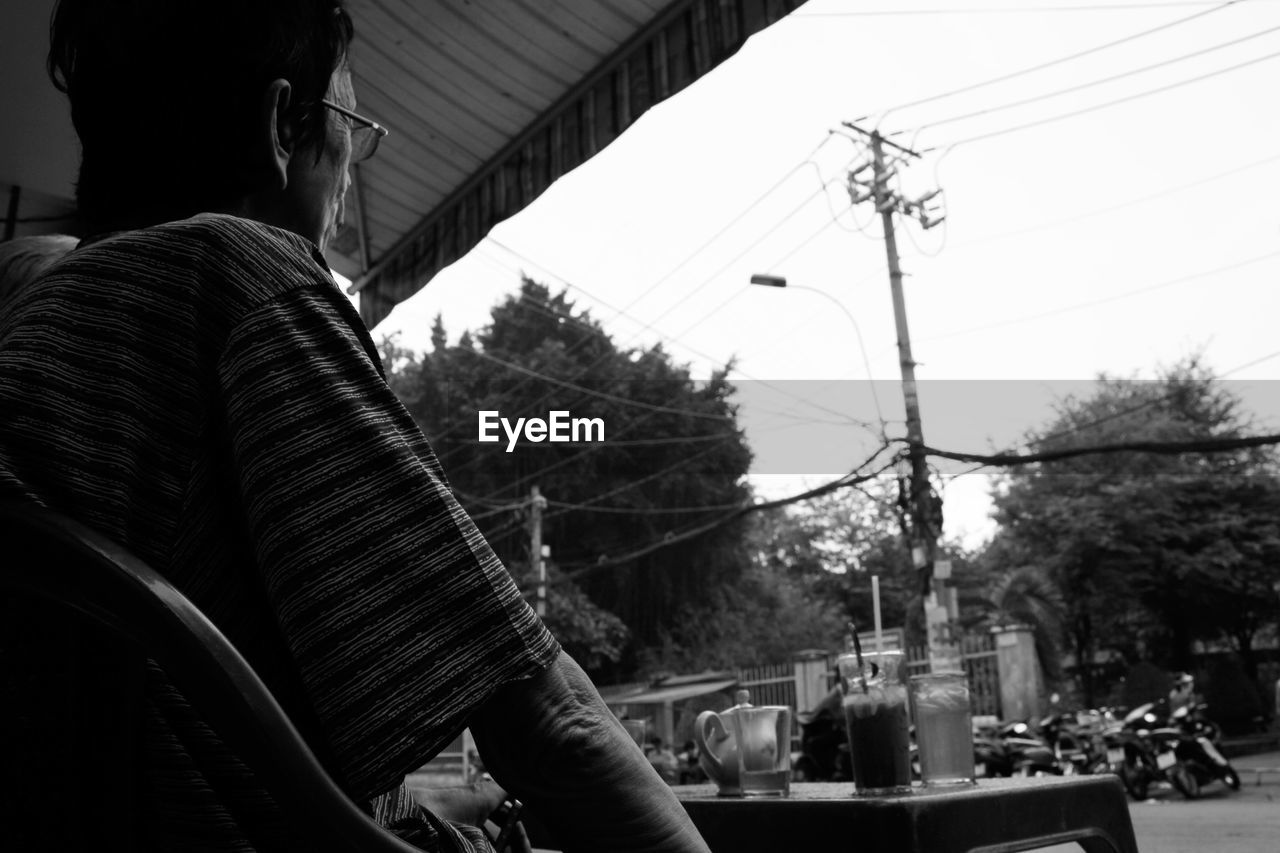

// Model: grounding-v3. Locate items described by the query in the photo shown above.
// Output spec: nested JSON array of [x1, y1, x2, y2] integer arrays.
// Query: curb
[[1220, 735, 1279, 759]]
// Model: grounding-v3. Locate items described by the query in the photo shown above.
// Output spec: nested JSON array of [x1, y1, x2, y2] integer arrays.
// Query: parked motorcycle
[[1120, 699, 1239, 798], [969, 719, 1061, 777], [793, 687, 851, 782], [1039, 710, 1112, 775], [972, 727, 1018, 778], [1114, 718, 1182, 800], [1116, 703, 1212, 799], [998, 720, 1063, 776]]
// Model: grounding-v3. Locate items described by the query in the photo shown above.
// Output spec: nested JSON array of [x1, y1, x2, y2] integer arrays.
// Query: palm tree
[[975, 564, 1067, 685]]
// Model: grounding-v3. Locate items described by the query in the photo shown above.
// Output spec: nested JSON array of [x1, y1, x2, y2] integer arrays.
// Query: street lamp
[[748, 274, 882, 420], [750, 272, 957, 670]]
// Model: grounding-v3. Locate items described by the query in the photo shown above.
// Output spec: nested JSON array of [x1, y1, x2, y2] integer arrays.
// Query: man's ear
[[261, 79, 295, 191]]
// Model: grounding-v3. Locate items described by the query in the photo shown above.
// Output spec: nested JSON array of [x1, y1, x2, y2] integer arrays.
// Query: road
[[1041, 750, 1280, 853]]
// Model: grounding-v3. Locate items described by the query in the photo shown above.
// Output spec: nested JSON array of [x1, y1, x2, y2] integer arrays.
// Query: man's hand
[[411, 781, 530, 852], [471, 652, 712, 852]]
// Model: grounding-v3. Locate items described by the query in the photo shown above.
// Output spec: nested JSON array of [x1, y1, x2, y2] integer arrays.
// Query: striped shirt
[[0, 214, 559, 851]]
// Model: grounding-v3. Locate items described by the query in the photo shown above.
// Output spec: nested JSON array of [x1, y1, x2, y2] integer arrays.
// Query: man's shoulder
[[149, 215, 333, 305], [154, 213, 321, 262], [61, 215, 339, 328], [76, 214, 321, 272]]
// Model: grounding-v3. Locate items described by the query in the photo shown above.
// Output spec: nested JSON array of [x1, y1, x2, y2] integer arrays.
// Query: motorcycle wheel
[[1120, 763, 1150, 801], [1222, 768, 1241, 791], [1169, 764, 1200, 800]]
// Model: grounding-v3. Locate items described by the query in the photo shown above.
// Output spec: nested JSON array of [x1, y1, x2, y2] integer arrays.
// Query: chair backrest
[[0, 500, 421, 853]]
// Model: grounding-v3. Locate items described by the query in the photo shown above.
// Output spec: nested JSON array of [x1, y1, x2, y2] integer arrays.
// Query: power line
[[941, 152, 1280, 251], [446, 136, 848, 427], [615, 176, 847, 341], [921, 432, 1280, 466], [413, 287, 798, 480], [915, 249, 1280, 345], [660, 203, 849, 345], [542, 441, 730, 520], [849, 0, 1244, 123], [440, 431, 736, 448], [903, 24, 1280, 134], [545, 443, 900, 583], [472, 201, 879, 430], [797, 1, 1264, 15], [607, 136, 847, 318], [930, 47, 1280, 149], [1221, 348, 1280, 376], [478, 236, 872, 426], [466, 342, 872, 432], [935, 347, 1280, 484], [545, 499, 744, 514]]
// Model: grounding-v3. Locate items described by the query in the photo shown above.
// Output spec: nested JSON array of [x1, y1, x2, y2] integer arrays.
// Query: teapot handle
[[694, 710, 729, 775]]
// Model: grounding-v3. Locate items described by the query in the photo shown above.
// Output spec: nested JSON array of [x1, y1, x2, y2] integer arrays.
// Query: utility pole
[[530, 485, 548, 618], [844, 122, 958, 672]]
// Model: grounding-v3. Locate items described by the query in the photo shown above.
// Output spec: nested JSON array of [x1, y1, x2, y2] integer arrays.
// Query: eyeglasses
[[321, 99, 389, 162]]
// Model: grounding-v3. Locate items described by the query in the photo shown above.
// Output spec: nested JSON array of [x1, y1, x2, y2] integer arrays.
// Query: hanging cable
[[903, 24, 1280, 134], [930, 48, 1280, 150], [847, 0, 1246, 125]]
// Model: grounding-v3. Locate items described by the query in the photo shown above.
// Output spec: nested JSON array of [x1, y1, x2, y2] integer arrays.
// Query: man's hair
[[48, 0, 354, 235]]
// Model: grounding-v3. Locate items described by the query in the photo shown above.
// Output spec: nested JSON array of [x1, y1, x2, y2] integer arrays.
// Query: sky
[[356, 0, 1280, 549]]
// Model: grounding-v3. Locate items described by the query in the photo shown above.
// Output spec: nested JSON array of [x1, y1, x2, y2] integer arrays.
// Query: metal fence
[[736, 632, 1001, 719], [731, 634, 1002, 751], [903, 633, 1001, 718], [735, 659, 796, 709]]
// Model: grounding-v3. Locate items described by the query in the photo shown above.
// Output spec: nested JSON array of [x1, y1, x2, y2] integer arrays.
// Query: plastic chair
[[0, 500, 423, 852]]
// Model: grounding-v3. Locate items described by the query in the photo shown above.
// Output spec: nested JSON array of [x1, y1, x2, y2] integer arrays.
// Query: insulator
[[848, 157, 873, 176], [913, 188, 941, 206], [876, 196, 898, 213], [872, 165, 898, 185], [921, 214, 947, 230]]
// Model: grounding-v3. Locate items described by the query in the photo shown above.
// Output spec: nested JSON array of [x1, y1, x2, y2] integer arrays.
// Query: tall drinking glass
[[730, 705, 792, 797], [909, 672, 976, 786], [838, 650, 911, 795]]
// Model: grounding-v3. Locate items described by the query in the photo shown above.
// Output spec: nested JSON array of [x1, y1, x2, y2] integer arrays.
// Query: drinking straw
[[871, 575, 884, 656], [848, 620, 869, 694]]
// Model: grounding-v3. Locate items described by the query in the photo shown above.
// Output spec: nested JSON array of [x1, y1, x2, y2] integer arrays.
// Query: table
[[672, 776, 1140, 853]]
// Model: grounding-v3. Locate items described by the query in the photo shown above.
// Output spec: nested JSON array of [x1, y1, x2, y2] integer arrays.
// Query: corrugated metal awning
[[336, 0, 810, 329], [2, 1, 809, 324]]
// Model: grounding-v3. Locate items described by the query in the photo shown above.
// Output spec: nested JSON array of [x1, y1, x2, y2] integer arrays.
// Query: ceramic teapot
[[694, 689, 753, 795]]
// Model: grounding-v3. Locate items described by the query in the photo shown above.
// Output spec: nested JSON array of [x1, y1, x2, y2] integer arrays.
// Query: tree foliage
[[737, 486, 984, 649], [986, 358, 1280, 703], [381, 278, 754, 680]]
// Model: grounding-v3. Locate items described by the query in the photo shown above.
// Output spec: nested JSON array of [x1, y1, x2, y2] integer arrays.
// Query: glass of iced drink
[[730, 705, 792, 797], [909, 672, 976, 786], [838, 650, 912, 795]]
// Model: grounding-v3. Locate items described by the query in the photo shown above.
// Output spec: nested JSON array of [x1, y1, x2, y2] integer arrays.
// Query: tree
[[966, 559, 1066, 685], [986, 358, 1280, 704], [381, 278, 754, 681], [638, 524, 848, 673], [741, 486, 984, 650]]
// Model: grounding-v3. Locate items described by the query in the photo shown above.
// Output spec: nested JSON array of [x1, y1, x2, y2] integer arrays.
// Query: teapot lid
[[733, 689, 751, 707]]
